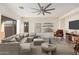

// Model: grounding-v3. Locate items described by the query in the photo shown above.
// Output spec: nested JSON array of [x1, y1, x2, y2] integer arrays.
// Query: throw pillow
[[20, 37, 27, 43], [19, 33, 24, 39], [15, 35, 21, 42], [2, 37, 16, 43], [10, 38, 16, 42], [3, 36, 13, 42], [24, 33, 29, 37], [29, 33, 36, 37]]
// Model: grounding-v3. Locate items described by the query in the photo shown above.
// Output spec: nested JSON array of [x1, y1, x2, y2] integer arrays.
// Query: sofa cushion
[[19, 33, 24, 39], [27, 37, 34, 42], [24, 33, 29, 37], [20, 43, 32, 54], [1, 36, 17, 43], [5, 36, 13, 40], [29, 33, 36, 37], [20, 37, 27, 43], [10, 38, 16, 42], [0, 42, 20, 55], [15, 35, 21, 42], [20, 43, 31, 50], [2, 38, 17, 43]]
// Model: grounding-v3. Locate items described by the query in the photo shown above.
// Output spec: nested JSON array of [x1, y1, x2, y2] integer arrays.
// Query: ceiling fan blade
[[32, 11, 39, 13], [45, 11, 51, 14], [32, 10, 41, 13], [42, 11, 45, 15], [38, 3, 42, 10], [45, 8, 55, 11], [44, 3, 52, 9], [37, 11, 41, 15], [31, 8, 39, 10]]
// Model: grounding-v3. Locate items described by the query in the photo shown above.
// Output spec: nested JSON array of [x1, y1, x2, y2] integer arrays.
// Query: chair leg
[[74, 50, 77, 55], [54, 36, 56, 39]]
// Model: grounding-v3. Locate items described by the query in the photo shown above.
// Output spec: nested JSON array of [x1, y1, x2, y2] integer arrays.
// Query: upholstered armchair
[[74, 42, 79, 55], [54, 30, 63, 39]]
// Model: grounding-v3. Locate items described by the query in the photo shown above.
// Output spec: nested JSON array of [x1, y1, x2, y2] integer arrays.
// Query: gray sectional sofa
[[0, 32, 53, 55], [0, 33, 38, 55], [0, 42, 20, 55]]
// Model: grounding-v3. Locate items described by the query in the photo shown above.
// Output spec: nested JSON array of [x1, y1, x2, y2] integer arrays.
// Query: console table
[[66, 33, 79, 44]]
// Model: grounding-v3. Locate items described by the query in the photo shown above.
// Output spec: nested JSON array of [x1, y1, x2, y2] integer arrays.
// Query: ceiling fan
[[32, 3, 55, 15]]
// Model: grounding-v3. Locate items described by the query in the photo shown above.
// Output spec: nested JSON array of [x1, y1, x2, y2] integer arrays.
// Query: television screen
[[69, 20, 79, 29]]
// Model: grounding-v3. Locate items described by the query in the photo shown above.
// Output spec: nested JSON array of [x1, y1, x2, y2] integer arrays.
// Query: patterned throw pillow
[[15, 35, 21, 42]]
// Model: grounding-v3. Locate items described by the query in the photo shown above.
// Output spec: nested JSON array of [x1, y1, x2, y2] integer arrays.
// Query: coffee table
[[41, 43, 56, 55]]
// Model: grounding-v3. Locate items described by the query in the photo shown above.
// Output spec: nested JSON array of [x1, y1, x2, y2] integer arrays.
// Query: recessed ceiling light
[[19, 6, 24, 9]]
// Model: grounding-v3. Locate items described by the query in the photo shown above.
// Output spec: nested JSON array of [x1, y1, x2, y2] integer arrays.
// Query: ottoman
[[33, 38, 44, 45]]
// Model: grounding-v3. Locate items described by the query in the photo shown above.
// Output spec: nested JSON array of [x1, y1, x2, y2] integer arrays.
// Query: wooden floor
[[31, 38, 75, 55]]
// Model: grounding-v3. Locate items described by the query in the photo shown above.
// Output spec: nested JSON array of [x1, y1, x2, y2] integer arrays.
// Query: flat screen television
[[69, 20, 79, 29]]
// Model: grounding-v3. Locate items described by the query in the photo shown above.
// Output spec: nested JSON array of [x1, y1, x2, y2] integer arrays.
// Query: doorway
[[1, 16, 17, 37], [24, 22, 29, 32]]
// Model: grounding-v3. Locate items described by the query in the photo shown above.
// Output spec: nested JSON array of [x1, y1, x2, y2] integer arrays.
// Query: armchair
[[54, 29, 63, 39]]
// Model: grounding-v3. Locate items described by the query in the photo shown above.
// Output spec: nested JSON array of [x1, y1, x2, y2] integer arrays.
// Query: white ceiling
[[1, 3, 79, 17]]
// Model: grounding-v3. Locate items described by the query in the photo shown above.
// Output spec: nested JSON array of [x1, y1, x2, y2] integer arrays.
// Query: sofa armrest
[[0, 42, 20, 55], [20, 43, 32, 54]]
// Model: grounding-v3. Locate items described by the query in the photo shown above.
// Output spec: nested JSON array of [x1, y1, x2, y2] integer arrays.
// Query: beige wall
[[1, 4, 77, 34], [0, 4, 22, 34], [59, 7, 79, 33], [21, 17, 60, 33], [0, 4, 60, 34]]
